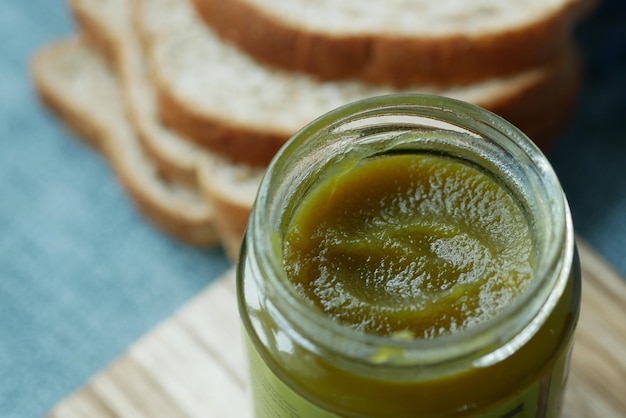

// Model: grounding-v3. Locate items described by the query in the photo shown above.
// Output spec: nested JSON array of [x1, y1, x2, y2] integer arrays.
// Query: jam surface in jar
[[283, 153, 534, 338]]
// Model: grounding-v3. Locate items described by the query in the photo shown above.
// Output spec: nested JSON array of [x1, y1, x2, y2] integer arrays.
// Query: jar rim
[[248, 93, 574, 373]]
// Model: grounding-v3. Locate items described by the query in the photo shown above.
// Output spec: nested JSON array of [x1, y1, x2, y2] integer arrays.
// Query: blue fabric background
[[1, 1, 624, 417]]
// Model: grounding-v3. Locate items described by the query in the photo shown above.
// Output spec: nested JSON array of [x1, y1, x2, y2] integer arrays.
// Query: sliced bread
[[70, 0, 261, 258], [70, 0, 206, 188], [31, 37, 220, 247], [190, 0, 586, 87], [137, 0, 581, 167]]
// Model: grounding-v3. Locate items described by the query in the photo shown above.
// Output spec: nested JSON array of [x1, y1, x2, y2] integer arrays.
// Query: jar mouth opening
[[250, 94, 573, 370]]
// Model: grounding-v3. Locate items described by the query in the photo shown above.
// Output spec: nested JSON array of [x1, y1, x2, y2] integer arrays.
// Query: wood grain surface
[[48, 239, 626, 417]]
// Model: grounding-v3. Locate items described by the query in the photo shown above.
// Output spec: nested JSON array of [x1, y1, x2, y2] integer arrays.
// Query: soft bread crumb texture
[[155, 24, 547, 134], [242, 0, 576, 36], [192, 0, 588, 87]]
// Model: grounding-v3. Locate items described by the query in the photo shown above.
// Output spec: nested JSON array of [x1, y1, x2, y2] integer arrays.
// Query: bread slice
[[70, 0, 205, 188], [30, 37, 220, 247], [190, 0, 586, 87], [136, 0, 581, 167], [70, 0, 262, 260]]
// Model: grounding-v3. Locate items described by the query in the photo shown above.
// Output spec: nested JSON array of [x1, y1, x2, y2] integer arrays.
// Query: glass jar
[[237, 94, 581, 417]]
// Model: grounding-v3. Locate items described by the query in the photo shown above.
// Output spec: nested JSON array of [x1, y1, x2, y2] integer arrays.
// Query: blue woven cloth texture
[[1, 0, 624, 416]]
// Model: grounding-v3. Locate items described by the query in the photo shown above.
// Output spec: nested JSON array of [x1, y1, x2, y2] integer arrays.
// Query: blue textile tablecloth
[[1, 1, 624, 417]]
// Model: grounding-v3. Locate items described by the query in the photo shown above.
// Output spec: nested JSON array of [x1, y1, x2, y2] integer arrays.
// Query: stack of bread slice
[[31, 0, 594, 261]]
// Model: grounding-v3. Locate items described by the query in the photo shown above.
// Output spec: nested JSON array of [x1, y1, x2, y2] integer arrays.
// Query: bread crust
[[156, 84, 289, 167], [192, 0, 580, 87]]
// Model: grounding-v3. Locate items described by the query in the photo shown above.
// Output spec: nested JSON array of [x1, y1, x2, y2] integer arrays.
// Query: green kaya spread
[[283, 153, 534, 338]]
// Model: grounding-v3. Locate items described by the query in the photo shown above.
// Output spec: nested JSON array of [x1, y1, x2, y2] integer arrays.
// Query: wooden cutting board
[[48, 239, 626, 417]]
